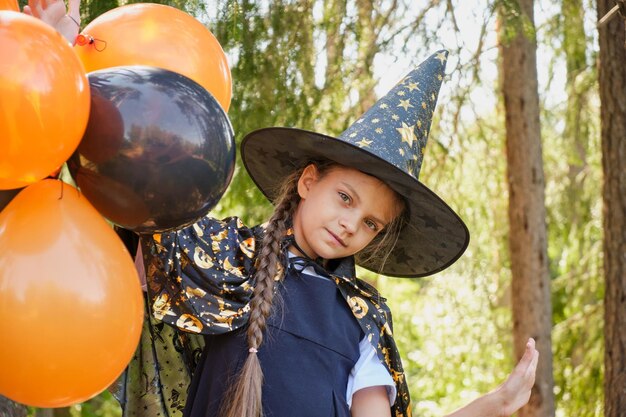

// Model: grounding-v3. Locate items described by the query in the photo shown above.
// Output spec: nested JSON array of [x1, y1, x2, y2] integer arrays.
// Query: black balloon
[[68, 66, 235, 233]]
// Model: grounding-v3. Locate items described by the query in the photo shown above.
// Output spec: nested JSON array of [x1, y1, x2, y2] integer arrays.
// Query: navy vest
[[183, 268, 363, 417]]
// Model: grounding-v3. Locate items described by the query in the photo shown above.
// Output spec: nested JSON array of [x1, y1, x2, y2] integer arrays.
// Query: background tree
[[498, 0, 555, 415], [0, 396, 26, 417], [596, 1, 626, 415]]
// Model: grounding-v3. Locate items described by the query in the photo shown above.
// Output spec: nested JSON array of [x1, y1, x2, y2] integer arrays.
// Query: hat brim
[[241, 127, 469, 277]]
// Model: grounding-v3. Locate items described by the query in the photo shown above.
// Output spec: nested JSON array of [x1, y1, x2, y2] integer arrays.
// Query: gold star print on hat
[[241, 50, 469, 278]]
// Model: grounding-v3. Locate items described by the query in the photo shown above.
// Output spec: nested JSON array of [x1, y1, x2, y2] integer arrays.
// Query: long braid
[[220, 172, 300, 417], [220, 159, 405, 417]]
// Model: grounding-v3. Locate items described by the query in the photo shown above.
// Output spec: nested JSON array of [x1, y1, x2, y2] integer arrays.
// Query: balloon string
[[58, 180, 64, 200], [75, 34, 108, 52], [65, 14, 80, 29]]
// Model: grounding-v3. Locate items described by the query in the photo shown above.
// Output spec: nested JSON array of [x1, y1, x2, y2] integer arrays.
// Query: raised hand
[[23, 0, 81, 43], [496, 338, 539, 416], [445, 338, 539, 417]]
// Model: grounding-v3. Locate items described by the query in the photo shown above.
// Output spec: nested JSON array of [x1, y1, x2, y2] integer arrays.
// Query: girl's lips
[[327, 229, 346, 247]]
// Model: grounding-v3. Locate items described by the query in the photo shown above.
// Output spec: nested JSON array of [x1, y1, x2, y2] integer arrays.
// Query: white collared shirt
[[288, 253, 396, 408], [136, 246, 396, 408]]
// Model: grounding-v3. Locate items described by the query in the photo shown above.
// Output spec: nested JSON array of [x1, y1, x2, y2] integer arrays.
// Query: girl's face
[[292, 164, 403, 260]]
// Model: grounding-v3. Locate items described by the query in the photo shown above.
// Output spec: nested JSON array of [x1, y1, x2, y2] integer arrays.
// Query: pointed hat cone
[[242, 50, 469, 277]]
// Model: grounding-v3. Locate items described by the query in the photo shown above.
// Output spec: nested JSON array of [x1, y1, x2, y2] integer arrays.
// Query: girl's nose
[[339, 215, 358, 234]]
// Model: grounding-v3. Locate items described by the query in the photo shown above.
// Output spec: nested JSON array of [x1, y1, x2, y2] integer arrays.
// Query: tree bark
[[320, 0, 349, 133], [0, 396, 27, 417], [354, 0, 378, 112], [53, 408, 72, 417], [499, 0, 555, 416], [596, 1, 626, 415]]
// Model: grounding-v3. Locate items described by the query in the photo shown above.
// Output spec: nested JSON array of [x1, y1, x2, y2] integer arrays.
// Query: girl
[[31, 2, 538, 415], [134, 53, 538, 417]]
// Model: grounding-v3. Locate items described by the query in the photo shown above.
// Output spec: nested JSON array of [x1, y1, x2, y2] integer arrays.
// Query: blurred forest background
[[7, 0, 622, 416]]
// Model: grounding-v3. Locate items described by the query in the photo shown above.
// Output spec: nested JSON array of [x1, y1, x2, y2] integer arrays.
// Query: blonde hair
[[220, 160, 406, 417]]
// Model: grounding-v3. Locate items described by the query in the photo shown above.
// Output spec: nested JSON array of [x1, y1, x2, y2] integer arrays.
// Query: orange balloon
[[74, 4, 232, 112], [0, 179, 143, 407], [0, 12, 90, 190], [0, 0, 18, 11]]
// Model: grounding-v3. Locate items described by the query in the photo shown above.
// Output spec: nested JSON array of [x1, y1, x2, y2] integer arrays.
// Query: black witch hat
[[241, 50, 469, 277]]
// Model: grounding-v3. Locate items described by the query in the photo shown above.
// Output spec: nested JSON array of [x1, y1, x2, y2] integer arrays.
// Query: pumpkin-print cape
[[113, 216, 412, 417]]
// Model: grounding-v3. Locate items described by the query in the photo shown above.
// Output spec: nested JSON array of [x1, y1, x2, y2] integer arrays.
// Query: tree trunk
[[499, 1, 555, 416], [354, 0, 378, 112], [596, 1, 626, 415], [0, 396, 27, 417], [320, 0, 349, 133], [53, 408, 72, 417]]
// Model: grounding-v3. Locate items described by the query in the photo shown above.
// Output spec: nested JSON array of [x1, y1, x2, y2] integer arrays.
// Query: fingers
[[525, 338, 538, 371], [518, 338, 538, 391], [26, 0, 71, 30], [525, 347, 539, 383], [514, 338, 535, 371], [507, 338, 538, 388], [22, 5, 32, 15], [27, 0, 58, 18], [27, 0, 42, 18], [68, 0, 81, 16]]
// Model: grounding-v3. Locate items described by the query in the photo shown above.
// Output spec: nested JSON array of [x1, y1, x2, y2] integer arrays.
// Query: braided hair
[[220, 164, 302, 417], [221, 160, 405, 417]]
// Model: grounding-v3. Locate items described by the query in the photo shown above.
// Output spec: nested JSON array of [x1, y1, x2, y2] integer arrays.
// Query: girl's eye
[[365, 219, 378, 231], [338, 192, 350, 203]]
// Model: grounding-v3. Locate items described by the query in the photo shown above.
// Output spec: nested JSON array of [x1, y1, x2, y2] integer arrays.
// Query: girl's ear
[[297, 164, 319, 199]]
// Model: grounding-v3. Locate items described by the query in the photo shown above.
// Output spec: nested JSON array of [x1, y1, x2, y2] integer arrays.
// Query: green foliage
[[25, 391, 121, 417], [26, 0, 604, 416], [69, 391, 122, 417], [80, 0, 119, 26], [496, 0, 537, 45], [210, 0, 323, 223], [378, 102, 517, 416], [207, 0, 383, 222], [543, 109, 604, 416], [539, 3, 603, 414]]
